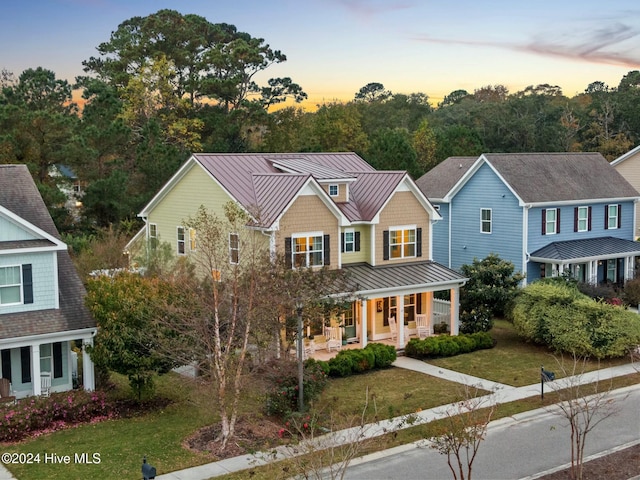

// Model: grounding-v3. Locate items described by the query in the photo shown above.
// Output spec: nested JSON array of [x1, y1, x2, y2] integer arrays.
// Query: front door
[[344, 305, 356, 341]]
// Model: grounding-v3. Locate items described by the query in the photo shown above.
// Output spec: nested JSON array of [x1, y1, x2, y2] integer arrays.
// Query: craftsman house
[[416, 152, 640, 285], [0, 165, 96, 399], [127, 153, 467, 348]]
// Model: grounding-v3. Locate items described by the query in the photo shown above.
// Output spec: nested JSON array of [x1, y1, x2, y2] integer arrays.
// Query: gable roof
[[416, 156, 477, 201], [610, 144, 640, 166], [0, 165, 95, 340], [418, 152, 639, 204], [141, 152, 435, 228]]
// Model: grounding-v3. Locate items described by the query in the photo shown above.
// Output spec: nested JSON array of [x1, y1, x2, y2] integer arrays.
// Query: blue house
[[416, 153, 640, 284], [1, 165, 96, 398]]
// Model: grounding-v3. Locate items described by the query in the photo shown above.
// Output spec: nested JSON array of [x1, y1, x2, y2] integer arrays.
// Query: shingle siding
[[0, 217, 39, 241], [450, 163, 524, 272], [0, 251, 57, 313]]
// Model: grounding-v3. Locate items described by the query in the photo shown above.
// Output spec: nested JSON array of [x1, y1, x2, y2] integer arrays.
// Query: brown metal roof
[[0, 165, 96, 340], [348, 171, 406, 221], [252, 173, 310, 226], [271, 158, 356, 180]]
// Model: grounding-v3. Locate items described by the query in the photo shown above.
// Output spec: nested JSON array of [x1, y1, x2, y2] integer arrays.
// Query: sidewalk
[[154, 358, 639, 480]]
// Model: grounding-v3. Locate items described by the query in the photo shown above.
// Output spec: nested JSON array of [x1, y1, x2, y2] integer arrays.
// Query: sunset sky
[[2, 0, 639, 108]]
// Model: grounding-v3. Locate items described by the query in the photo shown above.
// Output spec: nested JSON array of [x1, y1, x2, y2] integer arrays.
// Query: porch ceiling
[[529, 236, 640, 263], [343, 261, 467, 297]]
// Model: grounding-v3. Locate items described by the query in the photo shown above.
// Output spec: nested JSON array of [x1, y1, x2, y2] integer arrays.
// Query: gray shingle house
[[0, 165, 96, 398]]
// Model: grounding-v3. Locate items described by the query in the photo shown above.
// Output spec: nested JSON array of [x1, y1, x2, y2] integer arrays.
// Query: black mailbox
[[541, 369, 555, 382], [142, 456, 156, 480]]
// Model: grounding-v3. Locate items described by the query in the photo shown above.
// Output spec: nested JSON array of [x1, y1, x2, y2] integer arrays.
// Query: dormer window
[[329, 184, 339, 197]]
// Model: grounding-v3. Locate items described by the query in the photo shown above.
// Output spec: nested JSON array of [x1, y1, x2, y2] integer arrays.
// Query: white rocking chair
[[415, 314, 431, 338], [388, 317, 397, 341], [324, 326, 342, 352], [40, 371, 52, 397]]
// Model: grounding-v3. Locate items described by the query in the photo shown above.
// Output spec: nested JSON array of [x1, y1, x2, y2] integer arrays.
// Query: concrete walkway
[[153, 358, 639, 480]]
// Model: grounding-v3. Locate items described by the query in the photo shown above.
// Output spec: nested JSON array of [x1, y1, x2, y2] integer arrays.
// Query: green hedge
[[322, 343, 397, 377], [512, 280, 640, 358], [404, 332, 495, 359]]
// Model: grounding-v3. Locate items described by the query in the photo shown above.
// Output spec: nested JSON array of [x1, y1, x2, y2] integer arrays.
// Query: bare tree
[[545, 355, 623, 480], [428, 386, 496, 480]]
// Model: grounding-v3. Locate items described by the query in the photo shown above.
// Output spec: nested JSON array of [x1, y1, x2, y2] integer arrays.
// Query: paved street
[[343, 385, 640, 480]]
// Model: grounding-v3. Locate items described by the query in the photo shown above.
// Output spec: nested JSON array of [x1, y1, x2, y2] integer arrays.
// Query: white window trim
[[344, 228, 355, 253], [149, 223, 157, 238], [177, 226, 186, 255], [608, 205, 619, 230], [389, 225, 417, 259], [229, 232, 240, 265], [546, 208, 557, 235], [0, 265, 22, 306], [292, 231, 324, 268], [577, 206, 588, 232], [480, 208, 492, 234], [329, 184, 339, 197]]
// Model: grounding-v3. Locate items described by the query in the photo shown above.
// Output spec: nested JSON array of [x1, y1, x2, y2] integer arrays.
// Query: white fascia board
[[529, 252, 640, 265], [610, 145, 640, 166], [0, 327, 97, 350], [0, 206, 67, 251], [354, 278, 469, 299]]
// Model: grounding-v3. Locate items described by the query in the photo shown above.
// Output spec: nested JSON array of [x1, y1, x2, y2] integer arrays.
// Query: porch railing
[[433, 298, 451, 323]]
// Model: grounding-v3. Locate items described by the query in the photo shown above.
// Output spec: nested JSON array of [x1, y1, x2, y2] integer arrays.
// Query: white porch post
[[450, 287, 460, 336], [426, 291, 434, 333], [558, 264, 565, 276], [625, 256, 633, 282], [31, 344, 41, 396], [82, 338, 95, 391], [397, 295, 405, 347], [361, 300, 368, 348]]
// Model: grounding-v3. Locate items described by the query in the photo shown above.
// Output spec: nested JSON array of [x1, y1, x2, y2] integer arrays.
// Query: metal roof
[[529, 236, 640, 262], [348, 171, 406, 221], [343, 261, 468, 296], [271, 158, 356, 180]]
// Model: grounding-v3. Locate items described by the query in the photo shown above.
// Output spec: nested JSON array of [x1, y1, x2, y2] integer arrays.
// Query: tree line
[[1, 8, 639, 241]]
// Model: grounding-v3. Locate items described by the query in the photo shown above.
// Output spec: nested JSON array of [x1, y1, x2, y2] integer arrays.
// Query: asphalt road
[[343, 385, 640, 480]]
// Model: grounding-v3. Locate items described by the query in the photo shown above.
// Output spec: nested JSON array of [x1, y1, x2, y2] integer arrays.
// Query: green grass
[[428, 319, 631, 386], [3, 320, 637, 479]]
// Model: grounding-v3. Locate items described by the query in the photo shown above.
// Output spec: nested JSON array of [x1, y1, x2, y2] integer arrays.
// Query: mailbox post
[[142, 456, 156, 480], [540, 365, 555, 400]]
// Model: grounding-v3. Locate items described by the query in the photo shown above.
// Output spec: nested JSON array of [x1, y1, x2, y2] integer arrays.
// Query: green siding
[[342, 225, 371, 264], [0, 251, 57, 313], [0, 216, 38, 241]]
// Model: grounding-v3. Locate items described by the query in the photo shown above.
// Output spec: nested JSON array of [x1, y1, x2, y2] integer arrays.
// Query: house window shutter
[[574, 207, 578, 232], [383, 230, 390, 260], [20, 346, 31, 384], [323, 234, 330, 266], [618, 204, 622, 229], [354, 231, 361, 252], [604, 205, 609, 229], [1, 349, 11, 383], [53, 342, 63, 379], [285, 237, 292, 269], [556, 209, 561, 234], [383, 297, 389, 326], [341, 232, 345, 253], [22, 264, 33, 304], [541, 209, 546, 235], [416, 228, 423, 257], [588, 206, 592, 231]]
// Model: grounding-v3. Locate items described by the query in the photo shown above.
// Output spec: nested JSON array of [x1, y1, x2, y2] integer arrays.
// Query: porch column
[[31, 344, 41, 396], [361, 300, 368, 348], [625, 256, 633, 282], [450, 287, 460, 336], [397, 295, 405, 347], [426, 291, 434, 333], [82, 338, 95, 391], [558, 263, 565, 276]]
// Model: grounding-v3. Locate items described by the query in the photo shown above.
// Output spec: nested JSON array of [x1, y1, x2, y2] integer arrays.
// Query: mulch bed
[[539, 443, 640, 480]]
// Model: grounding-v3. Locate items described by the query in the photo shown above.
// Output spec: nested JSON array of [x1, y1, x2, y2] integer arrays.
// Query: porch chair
[[388, 316, 397, 341], [40, 371, 52, 397], [0, 378, 16, 405], [415, 314, 430, 339], [324, 326, 342, 352]]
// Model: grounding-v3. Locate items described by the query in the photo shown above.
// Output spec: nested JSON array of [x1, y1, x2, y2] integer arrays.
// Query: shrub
[[405, 332, 496, 359], [0, 390, 112, 442], [327, 351, 356, 377], [364, 342, 397, 368], [512, 280, 640, 358], [459, 305, 492, 334], [433, 322, 449, 334], [469, 332, 494, 349], [623, 277, 640, 306]]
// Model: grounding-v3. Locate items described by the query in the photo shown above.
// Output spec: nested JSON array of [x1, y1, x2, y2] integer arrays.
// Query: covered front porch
[[302, 261, 468, 356], [528, 236, 640, 285]]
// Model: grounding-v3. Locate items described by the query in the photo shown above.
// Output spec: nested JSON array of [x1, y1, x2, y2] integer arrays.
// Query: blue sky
[[2, 0, 639, 107]]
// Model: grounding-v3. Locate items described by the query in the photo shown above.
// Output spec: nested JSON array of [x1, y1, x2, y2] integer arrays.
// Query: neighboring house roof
[[415, 156, 477, 200], [529, 236, 640, 263], [0, 165, 96, 340], [610, 144, 640, 166], [343, 261, 467, 296], [417, 152, 639, 204], [141, 152, 438, 228]]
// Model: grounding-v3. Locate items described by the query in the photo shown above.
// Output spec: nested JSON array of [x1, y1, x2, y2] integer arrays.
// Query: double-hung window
[[543, 208, 559, 235], [575, 206, 590, 232], [344, 229, 355, 253], [605, 204, 621, 230], [177, 227, 185, 255], [0, 266, 21, 305], [389, 227, 416, 259], [229, 233, 239, 264], [480, 208, 492, 234], [293, 233, 324, 268]]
